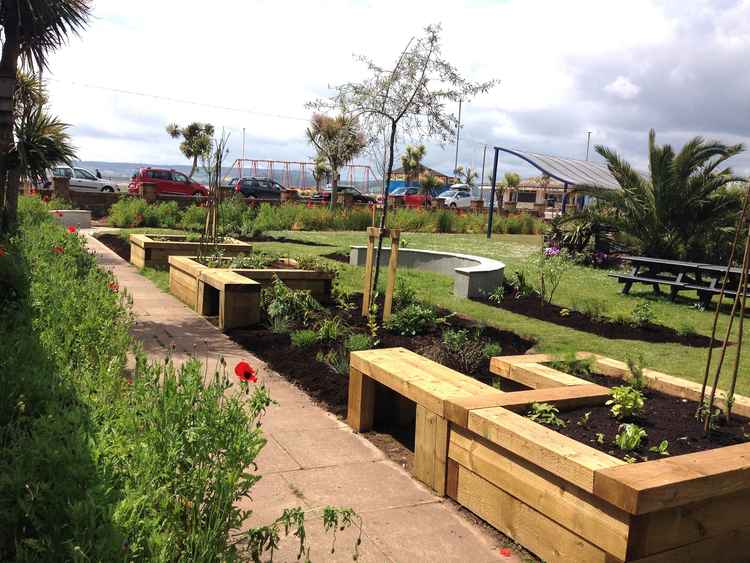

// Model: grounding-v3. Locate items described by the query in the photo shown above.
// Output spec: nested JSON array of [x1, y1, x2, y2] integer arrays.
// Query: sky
[[46, 0, 750, 181]]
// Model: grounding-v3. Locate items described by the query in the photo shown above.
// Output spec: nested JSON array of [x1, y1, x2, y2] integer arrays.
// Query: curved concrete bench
[[349, 246, 505, 299]]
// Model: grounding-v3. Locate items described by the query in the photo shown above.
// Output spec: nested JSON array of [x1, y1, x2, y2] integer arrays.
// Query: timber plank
[[449, 426, 630, 559], [445, 384, 610, 427], [508, 362, 591, 389], [490, 354, 555, 377], [628, 488, 750, 558], [346, 367, 375, 432], [469, 407, 625, 493], [629, 523, 750, 563], [593, 442, 750, 515], [454, 465, 615, 563]]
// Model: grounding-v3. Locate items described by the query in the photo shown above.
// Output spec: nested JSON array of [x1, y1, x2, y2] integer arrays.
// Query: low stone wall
[[350, 246, 504, 299]]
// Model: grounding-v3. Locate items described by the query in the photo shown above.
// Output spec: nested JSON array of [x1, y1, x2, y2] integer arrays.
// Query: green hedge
[[0, 199, 280, 561], [107, 197, 545, 236]]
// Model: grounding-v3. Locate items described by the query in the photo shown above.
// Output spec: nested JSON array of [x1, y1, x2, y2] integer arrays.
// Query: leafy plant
[[384, 302, 440, 336], [262, 276, 322, 328], [595, 433, 605, 445], [547, 353, 593, 378], [626, 355, 646, 391], [527, 402, 566, 428], [317, 316, 348, 344], [488, 285, 505, 304], [294, 254, 340, 276], [346, 333, 375, 352], [230, 251, 279, 269], [572, 296, 609, 322], [606, 386, 645, 419], [482, 342, 503, 359], [317, 348, 349, 376], [648, 440, 670, 456], [631, 300, 655, 327], [526, 247, 572, 306], [509, 270, 534, 299], [614, 423, 647, 451], [677, 321, 697, 337], [577, 411, 592, 428], [291, 329, 318, 349], [393, 278, 418, 311]]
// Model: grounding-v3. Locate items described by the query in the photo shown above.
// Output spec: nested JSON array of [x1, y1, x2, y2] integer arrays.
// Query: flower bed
[[129, 233, 252, 268]]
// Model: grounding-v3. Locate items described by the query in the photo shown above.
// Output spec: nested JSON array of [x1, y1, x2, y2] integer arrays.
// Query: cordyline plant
[[308, 23, 497, 315]]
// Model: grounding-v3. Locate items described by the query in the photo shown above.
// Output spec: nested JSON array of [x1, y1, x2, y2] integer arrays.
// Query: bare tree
[[308, 24, 497, 307]]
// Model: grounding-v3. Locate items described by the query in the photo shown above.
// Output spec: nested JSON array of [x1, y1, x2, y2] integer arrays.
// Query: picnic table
[[610, 255, 750, 306]]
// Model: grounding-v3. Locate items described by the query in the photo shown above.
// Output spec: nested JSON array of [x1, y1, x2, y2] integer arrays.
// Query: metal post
[[479, 144, 487, 193], [487, 147, 499, 239], [586, 131, 592, 161], [453, 99, 463, 173], [562, 182, 568, 213]]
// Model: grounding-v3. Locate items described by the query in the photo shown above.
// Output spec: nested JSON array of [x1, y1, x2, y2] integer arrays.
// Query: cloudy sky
[[46, 0, 750, 180]]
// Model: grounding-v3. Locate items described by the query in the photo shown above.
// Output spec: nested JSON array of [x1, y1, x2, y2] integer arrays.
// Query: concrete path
[[85, 232, 518, 563]]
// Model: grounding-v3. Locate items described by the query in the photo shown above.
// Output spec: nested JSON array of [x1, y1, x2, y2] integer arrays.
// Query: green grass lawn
[[114, 228, 750, 396]]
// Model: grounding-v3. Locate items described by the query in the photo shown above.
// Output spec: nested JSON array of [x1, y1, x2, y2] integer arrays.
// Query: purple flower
[[544, 246, 560, 257]]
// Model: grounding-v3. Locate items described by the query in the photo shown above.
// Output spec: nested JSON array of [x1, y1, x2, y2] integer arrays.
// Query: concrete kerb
[[350, 246, 505, 299]]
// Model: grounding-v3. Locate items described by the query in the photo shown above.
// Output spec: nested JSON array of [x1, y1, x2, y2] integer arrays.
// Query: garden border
[[129, 233, 252, 269]]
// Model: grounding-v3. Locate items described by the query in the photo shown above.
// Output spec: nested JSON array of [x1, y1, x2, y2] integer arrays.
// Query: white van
[[49, 166, 120, 192]]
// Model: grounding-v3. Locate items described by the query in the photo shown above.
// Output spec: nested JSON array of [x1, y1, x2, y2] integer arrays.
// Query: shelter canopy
[[498, 147, 620, 190]]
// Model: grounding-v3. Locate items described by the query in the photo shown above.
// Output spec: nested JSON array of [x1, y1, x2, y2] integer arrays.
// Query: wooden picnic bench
[[610, 255, 750, 305]]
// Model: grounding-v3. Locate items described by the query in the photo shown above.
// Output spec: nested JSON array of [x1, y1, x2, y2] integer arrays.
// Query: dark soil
[[322, 251, 350, 264], [476, 290, 719, 347], [227, 294, 535, 419], [544, 366, 750, 462], [98, 233, 130, 261]]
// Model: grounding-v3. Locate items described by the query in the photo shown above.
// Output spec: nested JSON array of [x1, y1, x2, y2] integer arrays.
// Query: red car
[[128, 167, 209, 198], [389, 186, 432, 208]]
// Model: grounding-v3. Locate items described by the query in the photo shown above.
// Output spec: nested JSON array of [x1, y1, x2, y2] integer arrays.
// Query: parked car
[[128, 168, 209, 198], [310, 186, 375, 204], [233, 177, 297, 200], [388, 186, 441, 208], [49, 165, 120, 192], [437, 189, 473, 209]]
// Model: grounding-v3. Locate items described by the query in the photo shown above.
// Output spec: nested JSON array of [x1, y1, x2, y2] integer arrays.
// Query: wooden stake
[[383, 229, 400, 321], [370, 203, 377, 227], [361, 228, 378, 316], [727, 233, 750, 422]]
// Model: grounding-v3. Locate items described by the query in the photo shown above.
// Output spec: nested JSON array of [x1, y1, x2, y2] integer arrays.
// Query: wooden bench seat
[[198, 270, 261, 330]]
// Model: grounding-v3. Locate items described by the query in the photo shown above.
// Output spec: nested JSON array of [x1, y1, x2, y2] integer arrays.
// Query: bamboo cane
[[699, 185, 750, 409], [726, 230, 750, 422], [705, 230, 750, 433]]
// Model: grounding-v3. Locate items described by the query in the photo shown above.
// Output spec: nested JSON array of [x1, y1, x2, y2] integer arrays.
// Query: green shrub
[[262, 277, 321, 327], [572, 297, 609, 321], [614, 423, 647, 451], [393, 278, 418, 310], [291, 329, 318, 349], [230, 251, 278, 269], [180, 204, 208, 231], [219, 196, 251, 236], [631, 300, 656, 327], [436, 328, 494, 374], [142, 201, 180, 228], [526, 402, 566, 427], [317, 316, 347, 344], [385, 302, 440, 336], [435, 210, 455, 233], [526, 248, 573, 305], [346, 333, 375, 352], [677, 321, 696, 337], [108, 196, 148, 227]]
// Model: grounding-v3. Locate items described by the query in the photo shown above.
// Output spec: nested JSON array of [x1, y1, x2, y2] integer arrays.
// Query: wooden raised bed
[[129, 233, 252, 269], [347, 348, 750, 563], [168, 255, 334, 329]]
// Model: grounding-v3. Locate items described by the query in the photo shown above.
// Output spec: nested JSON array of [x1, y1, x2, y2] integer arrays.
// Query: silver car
[[50, 166, 120, 192]]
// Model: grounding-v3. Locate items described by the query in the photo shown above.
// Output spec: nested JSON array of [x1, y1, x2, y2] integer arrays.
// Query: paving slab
[[84, 231, 509, 563]]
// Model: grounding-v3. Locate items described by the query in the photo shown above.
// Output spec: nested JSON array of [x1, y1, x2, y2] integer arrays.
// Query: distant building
[[390, 165, 456, 187]]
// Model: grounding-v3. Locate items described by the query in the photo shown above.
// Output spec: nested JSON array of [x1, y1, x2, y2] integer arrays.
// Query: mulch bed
[[475, 292, 719, 347], [98, 233, 131, 262], [227, 295, 534, 419], [544, 366, 750, 462]]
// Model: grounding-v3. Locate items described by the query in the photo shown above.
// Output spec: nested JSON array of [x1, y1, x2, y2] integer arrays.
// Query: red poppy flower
[[234, 361, 257, 383], [52, 245, 65, 254], [67, 225, 77, 233], [42, 195, 50, 203], [56, 211, 63, 217], [499, 547, 513, 558], [108, 281, 119, 293], [0, 246, 5, 257]]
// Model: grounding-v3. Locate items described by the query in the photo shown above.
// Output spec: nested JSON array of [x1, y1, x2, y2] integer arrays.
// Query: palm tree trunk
[[330, 172, 338, 208], [0, 0, 19, 233], [189, 156, 198, 179]]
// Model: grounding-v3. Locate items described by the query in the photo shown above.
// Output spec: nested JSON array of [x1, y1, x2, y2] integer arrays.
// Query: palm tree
[[420, 174, 442, 202], [311, 154, 330, 192], [166, 122, 215, 179], [0, 0, 91, 233], [13, 106, 76, 187], [498, 171, 520, 211], [306, 113, 366, 207], [577, 129, 744, 260], [454, 165, 478, 187], [400, 144, 426, 187]]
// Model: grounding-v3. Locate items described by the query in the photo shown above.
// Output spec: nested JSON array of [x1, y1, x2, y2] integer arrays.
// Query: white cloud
[[40, 0, 749, 177], [604, 76, 641, 100]]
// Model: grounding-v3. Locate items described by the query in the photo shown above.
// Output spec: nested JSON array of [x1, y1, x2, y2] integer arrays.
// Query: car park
[[50, 166, 120, 192], [127, 167, 209, 198]]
